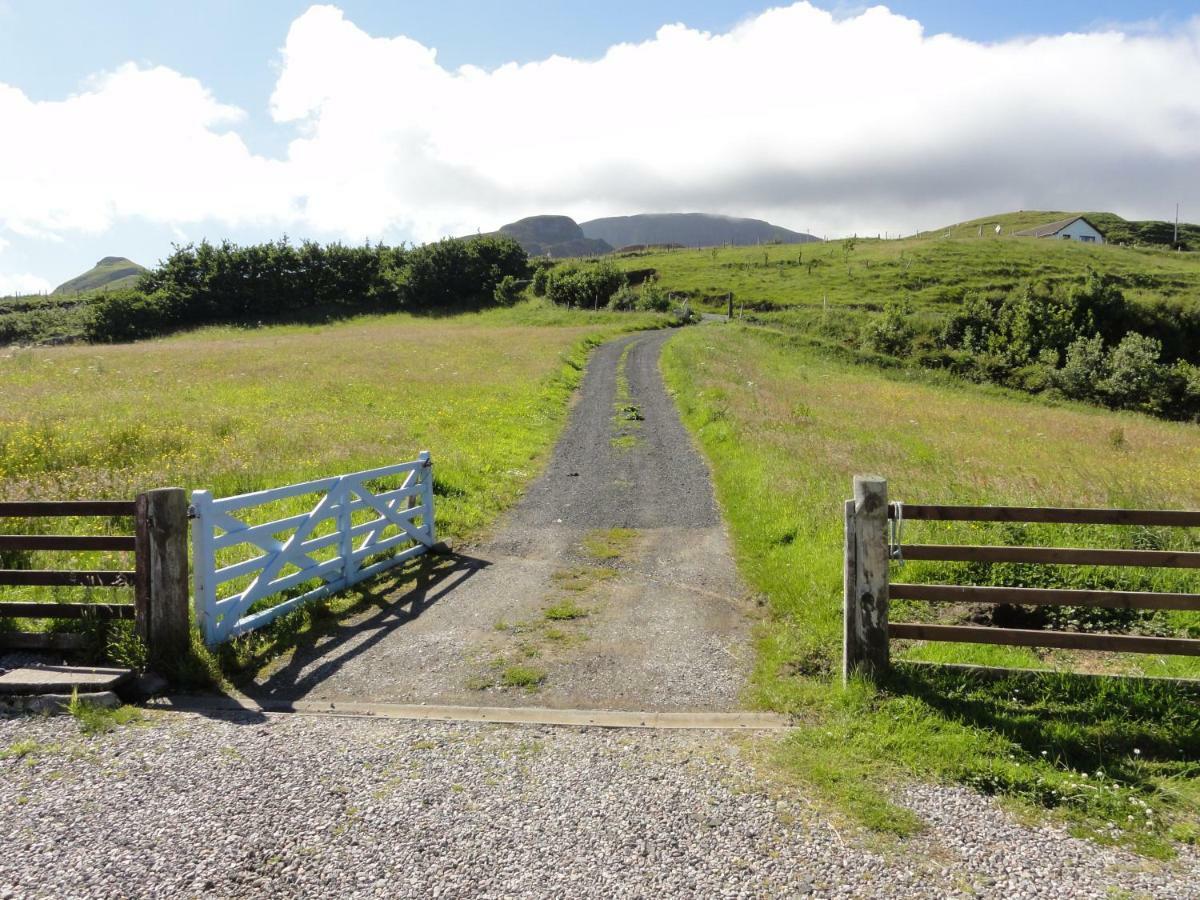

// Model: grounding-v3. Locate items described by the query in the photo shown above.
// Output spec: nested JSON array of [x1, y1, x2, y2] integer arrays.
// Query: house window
[[1078, 235, 1095, 243]]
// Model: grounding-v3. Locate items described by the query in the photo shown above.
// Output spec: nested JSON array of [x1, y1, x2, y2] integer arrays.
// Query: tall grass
[[662, 324, 1200, 853], [0, 302, 668, 670]]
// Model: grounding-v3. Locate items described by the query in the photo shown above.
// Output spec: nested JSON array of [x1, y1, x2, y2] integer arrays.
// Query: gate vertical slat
[[338, 478, 355, 588], [190, 490, 218, 646]]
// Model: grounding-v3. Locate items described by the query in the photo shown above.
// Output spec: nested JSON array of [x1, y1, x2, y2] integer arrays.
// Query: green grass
[[0, 739, 43, 760], [544, 598, 588, 621], [607, 222, 1200, 329], [581, 527, 637, 560], [66, 692, 142, 735], [499, 664, 546, 689], [662, 324, 1200, 854], [550, 566, 618, 592], [0, 301, 669, 678]]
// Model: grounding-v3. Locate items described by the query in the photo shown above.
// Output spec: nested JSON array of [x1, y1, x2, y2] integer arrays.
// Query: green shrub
[[1049, 334, 1108, 403], [607, 284, 638, 311], [493, 275, 525, 305], [638, 279, 671, 312], [84, 289, 182, 343], [546, 262, 627, 310], [530, 262, 553, 297], [1101, 333, 1166, 412], [860, 300, 915, 357]]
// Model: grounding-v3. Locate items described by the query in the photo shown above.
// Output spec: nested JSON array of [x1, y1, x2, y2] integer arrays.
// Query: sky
[[2, 1, 1200, 293]]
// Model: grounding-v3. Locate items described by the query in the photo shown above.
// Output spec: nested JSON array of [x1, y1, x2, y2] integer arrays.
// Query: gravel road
[[2, 711, 1197, 900], [241, 330, 753, 711]]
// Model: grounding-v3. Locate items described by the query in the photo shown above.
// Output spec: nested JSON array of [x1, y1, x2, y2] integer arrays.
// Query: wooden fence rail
[[842, 476, 1200, 683], [0, 491, 189, 660]]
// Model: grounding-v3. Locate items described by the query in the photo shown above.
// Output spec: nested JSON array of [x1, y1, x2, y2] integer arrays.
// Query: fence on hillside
[[0, 491, 190, 658], [191, 454, 436, 646], [843, 475, 1200, 682]]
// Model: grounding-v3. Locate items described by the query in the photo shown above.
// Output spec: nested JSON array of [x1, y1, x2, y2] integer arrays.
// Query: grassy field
[[610, 224, 1200, 326], [662, 323, 1200, 854], [0, 302, 668, 672]]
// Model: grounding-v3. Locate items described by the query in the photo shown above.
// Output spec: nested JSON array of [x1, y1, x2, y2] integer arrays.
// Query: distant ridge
[[53, 256, 146, 295], [496, 216, 613, 258], [579, 213, 818, 249]]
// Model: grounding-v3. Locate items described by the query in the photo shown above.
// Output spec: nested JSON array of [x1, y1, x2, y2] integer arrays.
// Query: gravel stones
[[2, 711, 1197, 899]]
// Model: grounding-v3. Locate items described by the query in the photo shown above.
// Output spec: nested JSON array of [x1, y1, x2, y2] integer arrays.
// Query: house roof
[[1014, 215, 1104, 238]]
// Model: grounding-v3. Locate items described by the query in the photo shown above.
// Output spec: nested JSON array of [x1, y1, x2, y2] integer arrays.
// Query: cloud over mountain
[[1, 2, 1198, 247]]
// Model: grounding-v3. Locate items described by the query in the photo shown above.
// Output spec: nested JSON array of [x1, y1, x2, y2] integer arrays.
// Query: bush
[[1049, 334, 1108, 403], [607, 284, 638, 311], [546, 262, 626, 310], [493, 275, 525, 306], [860, 300, 915, 357], [638, 279, 671, 312], [90, 235, 530, 343], [404, 236, 528, 308], [84, 289, 182, 343], [529, 259, 554, 298], [1101, 333, 1166, 412]]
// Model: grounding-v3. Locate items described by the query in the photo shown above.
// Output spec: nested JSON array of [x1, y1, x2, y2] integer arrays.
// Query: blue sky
[[2, 1, 1199, 290]]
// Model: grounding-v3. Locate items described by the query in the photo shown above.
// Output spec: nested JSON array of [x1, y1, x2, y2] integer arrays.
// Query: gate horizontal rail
[[191, 453, 436, 646]]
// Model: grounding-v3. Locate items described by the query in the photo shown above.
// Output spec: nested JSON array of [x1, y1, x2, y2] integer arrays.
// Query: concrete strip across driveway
[[155, 694, 790, 730]]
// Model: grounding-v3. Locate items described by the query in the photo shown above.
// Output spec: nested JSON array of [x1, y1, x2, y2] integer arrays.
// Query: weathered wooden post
[[727, 292, 734, 319], [135, 488, 190, 663], [843, 475, 890, 683]]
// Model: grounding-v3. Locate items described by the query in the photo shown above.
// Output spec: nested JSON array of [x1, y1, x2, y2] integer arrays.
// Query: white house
[[1014, 216, 1105, 244]]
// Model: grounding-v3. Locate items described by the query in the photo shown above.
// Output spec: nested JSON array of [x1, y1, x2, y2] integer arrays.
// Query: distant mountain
[[494, 216, 613, 258], [579, 213, 818, 250], [53, 256, 146, 295]]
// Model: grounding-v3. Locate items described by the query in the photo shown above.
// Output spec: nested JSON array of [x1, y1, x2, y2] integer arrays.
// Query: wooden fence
[[0, 489, 189, 659], [843, 475, 1200, 682]]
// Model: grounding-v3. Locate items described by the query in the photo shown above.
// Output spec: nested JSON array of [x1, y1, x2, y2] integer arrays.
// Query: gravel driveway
[[2, 711, 1197, 900], [240, 330, 753, 711]]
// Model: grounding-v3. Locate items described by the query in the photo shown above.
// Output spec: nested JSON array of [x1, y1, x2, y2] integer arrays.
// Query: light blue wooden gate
[[191, 453, 435, 645]]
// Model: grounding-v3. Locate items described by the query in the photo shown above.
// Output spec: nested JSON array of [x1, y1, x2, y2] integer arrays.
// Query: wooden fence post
[[135, 488, 190, 664], [844, 475, 890, 682], [841, 498, 857, 684]]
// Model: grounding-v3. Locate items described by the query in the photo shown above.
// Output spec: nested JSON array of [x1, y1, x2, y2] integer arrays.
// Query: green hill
[[53, 256, 146, 295], [602, 213, 1200, 318], [927, 211, 1200, 249]]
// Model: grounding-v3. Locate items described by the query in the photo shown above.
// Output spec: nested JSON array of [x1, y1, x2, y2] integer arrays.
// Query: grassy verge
[[661, 323, 1200, 855], [0, 301, 668, 681]]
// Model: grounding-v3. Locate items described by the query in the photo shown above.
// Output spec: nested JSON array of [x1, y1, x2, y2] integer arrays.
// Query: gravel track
[[2, 712, 1197, 900], [241, 330, 753, 711]]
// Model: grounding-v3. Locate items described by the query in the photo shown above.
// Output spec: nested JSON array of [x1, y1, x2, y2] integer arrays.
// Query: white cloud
[[1, 2, 1199, 249], [0, 272, 52, 296], [0, 64, 296, 237]]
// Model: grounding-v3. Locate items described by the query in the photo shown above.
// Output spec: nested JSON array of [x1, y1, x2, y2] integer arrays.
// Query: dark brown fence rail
[[0, 500, 140, 650], [0, 491, 188, 659], [843, 477, 1200, 682]]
